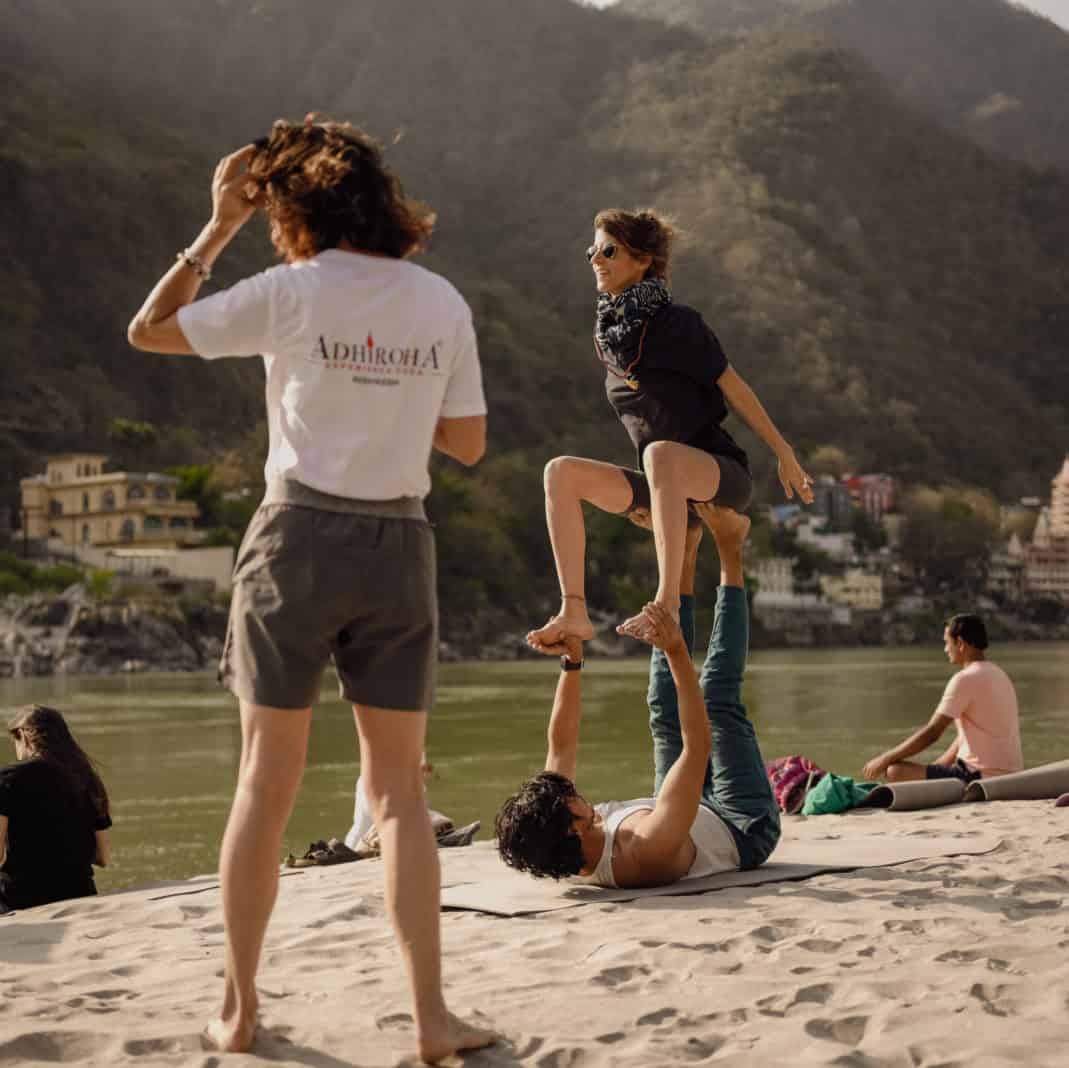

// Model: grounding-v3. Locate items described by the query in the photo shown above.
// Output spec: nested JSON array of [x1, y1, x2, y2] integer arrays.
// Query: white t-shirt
[[177, 249, 486, 500]]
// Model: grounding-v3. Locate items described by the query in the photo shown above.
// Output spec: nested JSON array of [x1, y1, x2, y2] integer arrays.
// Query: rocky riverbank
[[2, 590, 1067, 679], [0, 589, 227, 679]]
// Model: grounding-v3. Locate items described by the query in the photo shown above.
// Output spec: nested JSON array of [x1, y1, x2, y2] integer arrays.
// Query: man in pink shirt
[[862, 614, 1023, 783]]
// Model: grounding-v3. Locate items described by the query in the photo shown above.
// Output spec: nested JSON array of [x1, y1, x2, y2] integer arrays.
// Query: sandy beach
[[2, 801, 1067, 1068]]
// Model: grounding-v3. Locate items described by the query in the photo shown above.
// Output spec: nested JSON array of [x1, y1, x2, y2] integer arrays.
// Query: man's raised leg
[[205, 701, 313, 1052], [354, 703, 495, 1065], [696, 507, 780, 869], [649, 522, 702, 795]]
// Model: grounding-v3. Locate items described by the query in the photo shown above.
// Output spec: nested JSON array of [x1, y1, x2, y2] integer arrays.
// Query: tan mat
[[964, 759, 1069, 802], [439, 834, 1001, 916], [859, 778, 967, 811], [859, 759, 1069, 811]]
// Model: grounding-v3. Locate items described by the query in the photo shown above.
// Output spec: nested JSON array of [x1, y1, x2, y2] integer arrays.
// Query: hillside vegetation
[[618, 0, 1069, 169]]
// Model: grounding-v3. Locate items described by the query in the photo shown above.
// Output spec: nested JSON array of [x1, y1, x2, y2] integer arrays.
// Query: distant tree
[[107, 418, 160, 470], [808, 445, 851, 479], [168, 464, 223, 528], [898, 486, 999, 594], [851, 506, 887, 554]]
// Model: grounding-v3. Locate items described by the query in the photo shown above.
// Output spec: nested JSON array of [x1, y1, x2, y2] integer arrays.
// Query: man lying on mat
[[495, 509, 779, 888], [861, 614, 1023, 785]]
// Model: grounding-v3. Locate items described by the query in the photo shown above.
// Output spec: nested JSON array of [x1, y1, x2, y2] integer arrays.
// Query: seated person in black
[[528, 208, 814, 649], [0, 705, 112, 912]]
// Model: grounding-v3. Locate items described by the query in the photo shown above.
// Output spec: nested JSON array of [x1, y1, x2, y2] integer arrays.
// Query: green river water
[[2, 642, 1067, 893]]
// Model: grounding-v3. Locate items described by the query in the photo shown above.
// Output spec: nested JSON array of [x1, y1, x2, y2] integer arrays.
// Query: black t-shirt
[[604, 303, 748, 470], [0, 758, 111, 909]]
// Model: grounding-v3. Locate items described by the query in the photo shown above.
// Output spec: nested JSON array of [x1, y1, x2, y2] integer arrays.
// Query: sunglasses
[[586, 242, 618, 262]]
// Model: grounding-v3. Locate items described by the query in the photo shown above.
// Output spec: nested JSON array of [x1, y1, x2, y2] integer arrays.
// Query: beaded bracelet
[[176, 248, 212, 281]]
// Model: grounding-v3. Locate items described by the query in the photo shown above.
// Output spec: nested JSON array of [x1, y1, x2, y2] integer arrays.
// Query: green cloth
[[801, 773, 879, 815]]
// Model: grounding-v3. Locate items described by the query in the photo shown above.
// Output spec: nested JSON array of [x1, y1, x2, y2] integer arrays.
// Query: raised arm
[[717, 366, 813, 504], [543, 636, 584, 783], [861, 711, 954, 781], [127, 145, 258, 355], [628, 605, 710, 864]]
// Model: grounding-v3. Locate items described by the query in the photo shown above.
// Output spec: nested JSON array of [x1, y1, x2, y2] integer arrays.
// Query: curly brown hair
[[246, 117, 435, 262], [495, 772, 586, 880], [594, 208, 679, 283]]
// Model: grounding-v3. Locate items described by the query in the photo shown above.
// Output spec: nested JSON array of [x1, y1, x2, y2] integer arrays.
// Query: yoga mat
[[963, 759, 1069, 802], [858, 759, 1069, 811], [859, 779, 965, 811], [439, 834, 1001, 916]]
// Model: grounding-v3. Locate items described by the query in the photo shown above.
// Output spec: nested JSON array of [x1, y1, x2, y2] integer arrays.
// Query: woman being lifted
[[528, 209, 813, 646]]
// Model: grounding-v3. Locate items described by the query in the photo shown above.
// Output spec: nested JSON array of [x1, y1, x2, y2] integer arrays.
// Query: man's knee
[[362, 763, 426, 822]]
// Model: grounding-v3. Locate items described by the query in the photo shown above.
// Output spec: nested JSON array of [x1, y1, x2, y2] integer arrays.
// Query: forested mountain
[[3, 0, 1068, 518], [617, 0, 1069, 170]]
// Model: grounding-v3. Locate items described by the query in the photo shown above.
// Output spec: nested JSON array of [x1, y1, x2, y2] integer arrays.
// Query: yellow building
[[20, 454, 200, 549], [820, 568, 884, 611]]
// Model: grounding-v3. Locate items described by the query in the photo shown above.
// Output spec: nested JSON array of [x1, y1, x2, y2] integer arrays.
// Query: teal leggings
[[647, 585, 780, 869]]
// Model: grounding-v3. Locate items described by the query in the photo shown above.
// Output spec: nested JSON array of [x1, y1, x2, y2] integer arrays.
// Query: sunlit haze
[[582, 0, 1069, 32]]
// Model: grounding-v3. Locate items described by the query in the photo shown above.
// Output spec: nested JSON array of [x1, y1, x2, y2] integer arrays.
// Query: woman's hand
[[777, 449, 815, 504], [210, 144, 260, 233]]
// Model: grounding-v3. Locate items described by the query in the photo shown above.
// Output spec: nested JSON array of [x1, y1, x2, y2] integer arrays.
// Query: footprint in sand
[[0, 1031, 115, 1065], [796, 938, 841, 953], [375, 1011, 414, 1032], [595, 1032, 626, 1045], [122, 1035, 205, 1057], [591, 965, 651, 989], [535, 1048, 587, 1068], [804, 1015, 868, 1045], [636, 1007, 677, 1027]]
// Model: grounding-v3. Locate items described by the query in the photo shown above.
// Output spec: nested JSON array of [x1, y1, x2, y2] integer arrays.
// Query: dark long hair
[[246, 115, 436, 262], [8, 705, 110, 823]]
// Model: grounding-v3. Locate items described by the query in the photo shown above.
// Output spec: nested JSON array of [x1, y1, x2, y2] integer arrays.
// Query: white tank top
[[571, 798, 740, 889]]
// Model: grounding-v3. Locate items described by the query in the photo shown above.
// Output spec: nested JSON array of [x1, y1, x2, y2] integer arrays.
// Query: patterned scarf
[[594, 277, 672, 370]]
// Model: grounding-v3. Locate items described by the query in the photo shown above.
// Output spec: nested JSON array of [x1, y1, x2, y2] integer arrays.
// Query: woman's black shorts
[[618, 452, 753, 525]]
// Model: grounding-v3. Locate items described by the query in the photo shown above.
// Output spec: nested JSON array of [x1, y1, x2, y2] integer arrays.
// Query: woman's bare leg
[[527, 457, 634, 645], [619, 442, 722, 637], [204, 702, 312, 1053], [354, 704, 496, 1065]]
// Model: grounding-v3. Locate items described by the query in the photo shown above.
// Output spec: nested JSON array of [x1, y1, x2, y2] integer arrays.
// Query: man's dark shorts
[[220, 481, 437, 712], [925, 759, 982, 783], [619, 452, 752, 526]]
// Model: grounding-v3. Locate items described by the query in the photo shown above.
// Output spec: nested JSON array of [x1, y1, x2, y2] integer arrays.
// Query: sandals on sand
[[284, 818, 482, 868], [285, 838, 367, 869]]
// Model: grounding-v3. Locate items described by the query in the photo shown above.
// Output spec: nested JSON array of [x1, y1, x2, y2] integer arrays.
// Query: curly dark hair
[[495, 771, 585, 880], [8, 705, 110, 825], [246, 115, 435, 262]]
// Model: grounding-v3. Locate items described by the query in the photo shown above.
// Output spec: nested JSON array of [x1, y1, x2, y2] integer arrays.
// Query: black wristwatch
[[560, 655, 584, 672]]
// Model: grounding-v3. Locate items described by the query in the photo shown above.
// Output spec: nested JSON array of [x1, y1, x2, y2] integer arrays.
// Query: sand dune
[[2, 801, 1067, 1067]]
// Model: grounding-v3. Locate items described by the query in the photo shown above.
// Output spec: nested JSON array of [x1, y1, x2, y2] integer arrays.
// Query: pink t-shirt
[[935, 661, 1023, 776]]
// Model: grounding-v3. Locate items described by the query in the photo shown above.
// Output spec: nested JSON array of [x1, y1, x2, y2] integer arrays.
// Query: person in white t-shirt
[[128, 116, 495, 1064]]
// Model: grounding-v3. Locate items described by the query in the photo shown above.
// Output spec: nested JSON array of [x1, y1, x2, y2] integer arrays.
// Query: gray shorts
[[220, 480, 437, 712], [619, 452, 752, 523]]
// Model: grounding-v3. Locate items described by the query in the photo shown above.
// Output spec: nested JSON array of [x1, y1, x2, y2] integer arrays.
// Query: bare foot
[[527, 606, 594, 646], [418, 1010, 497, 1066], [201, 1013, 257, 1054], [692, 503, 750, 549], [617, 600, 678, 643]]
